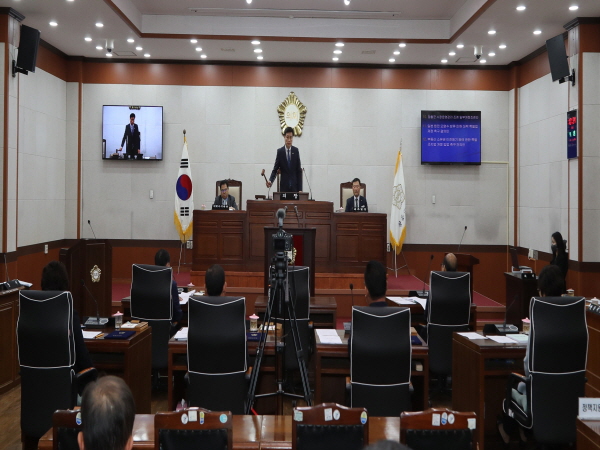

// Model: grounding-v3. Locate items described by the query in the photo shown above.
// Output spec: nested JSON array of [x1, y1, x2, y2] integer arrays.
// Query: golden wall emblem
[[90, 265, 101, 283], [277, 92, 307, 137]]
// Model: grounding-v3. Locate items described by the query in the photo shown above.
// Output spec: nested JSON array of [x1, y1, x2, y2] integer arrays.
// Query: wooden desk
[[0, 286, 24, 395], [586, 309, 600, 397], [313, 330, 429, 412], [39, 414, 397, 450], [254, 296, 337, 329], [386, 300, 477, 329], [452, 332, 527, 450], [577, 419, 600, 450], [504, 272, 538, 330], [85, 327, 152, 413]]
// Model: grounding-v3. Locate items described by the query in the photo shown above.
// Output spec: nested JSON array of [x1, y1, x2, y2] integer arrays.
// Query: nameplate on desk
[[579, 398, 600, 420], [352, 206, 367, 212], [279, 192, 299, 201], [212, 204, 230, 210]]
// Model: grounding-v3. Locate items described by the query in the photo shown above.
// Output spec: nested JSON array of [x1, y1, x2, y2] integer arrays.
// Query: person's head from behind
[[352, 177, 362, 197], [41, 261, 70, 291], [537, 264, 565, 297], [363, 440, 412, 450], [155, 249, 171, 267], [284, 126, 294, 148], [205, 264, 226, 296], [551, 231, 566, 254], [219, 180, 230, 200], [442, 253, 457, 272], [129, 113, 135, 125], [78, 376, 135, 450], [364, 260, 387, 302]]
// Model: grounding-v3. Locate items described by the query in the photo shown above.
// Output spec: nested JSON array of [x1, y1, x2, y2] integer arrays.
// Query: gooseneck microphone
[[349, 283, 354, 307], [81, 279, 109, 328], [495, 294, 520, 334], [417, 254, 434, 298], [302, 168, 314, 201], [276, 208, 286, 228], [294, 206, 300, 225], [457, 225, 467, 252], [88, 220, 97, 240]]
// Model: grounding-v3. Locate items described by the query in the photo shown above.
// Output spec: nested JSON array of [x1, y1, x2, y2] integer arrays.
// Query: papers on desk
[[506, 334, 529, 343], [174, 327, 188, 341], [457, 332, 488, 340], [487, 335, 521, 344], [179, 290, 195, 305], [387, 296, 427, 310], [82, 331, 101, 339], [316, 329, 343, 345]]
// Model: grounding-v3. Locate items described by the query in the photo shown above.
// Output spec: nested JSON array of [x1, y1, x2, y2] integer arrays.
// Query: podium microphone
[[88, 220, 97, 239], [302, 168, 314, 201], [416, 254, 434, 298], [81, 279, 109, 328], [457, 225, 467, 252], [343, 283, 355, 332]]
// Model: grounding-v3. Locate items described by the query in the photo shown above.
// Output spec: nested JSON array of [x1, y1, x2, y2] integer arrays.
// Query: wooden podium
[[60, 239, 112, 320], [452, 253, 480, 299]]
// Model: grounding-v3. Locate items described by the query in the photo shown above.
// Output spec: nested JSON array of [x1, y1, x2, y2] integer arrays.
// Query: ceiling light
[[449, 51, 456, 56], [67, 0, 74, 2], [441, 59, 448, 63], [257, 56, 263, 60], [246, 0, 252, 3], [195, 47, 202, 52], [393, 51, 400, 55], [499, 44, 507, 49], [136, 46, 142, 51], [344, 0, 351, 5], [254, 48, 262, 53], [457, 44, 464, 49], [334, 49, 342, 54], [84, 37, 92, 42], [336, 42, 345, 47], [479, 59, 487, 63], [96, 45, 103, 50], [488, 30, 496, 35], [95, 22, 103, 28], [389, 58, 395, 63], [533, 30, 542, 35], [144, 53, 150, 58], [106, 53, 112, 57], [251, 40, 260, 45], [488, 52, 496, 56], [127, 38, 134, 43], [201, 54, 207, 59], [569, 5, 579, 11], [399, 43, 406, 48], [332, 57, 339, 61], [190, 39, 197, 44], [516, 5, 526, 11], [49, 21, 58, 26]]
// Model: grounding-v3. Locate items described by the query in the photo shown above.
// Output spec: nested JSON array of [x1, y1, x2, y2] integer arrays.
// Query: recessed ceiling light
[[127, 38, 134, 43], [533, 30, 542, 35], [257, 55, 263, 60], [516, 5, 526, 11], [457, 44, 464, 49], [84, 37, 92, 42], [96, 45, 103, 50], [195, 47, 202, 52], [344, 0, 351, 5], [449, 51, 456, 56], [200, 54, 207, 59], [49, 21, 58, 26], [389, 58, 395, 63], [67, 0, 74, 2], [335, 42, 345, 47], [479, 59, 487, 63], [136, 46, 142, 51], [393, 51, 400, 55], [246, 0, 252, 3], [569, 5, 579, 11], [144, 53, 150, 57], [190, 39, 197, 44], [441, 59, 448, 63], [488, 30, 496, 35], [332, 57, 339, 61], [399, 43, 406, 48], [95, 22, 103, 28], [251, 40, 260, 45], [334, 49, 342, 54], [499, 44, 507, 49], [106, 53, 112, 57], [488, 52, 496, 56], [254, 48, 262, 53]]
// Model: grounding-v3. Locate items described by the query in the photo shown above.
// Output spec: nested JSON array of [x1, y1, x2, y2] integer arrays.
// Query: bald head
[[442, 253, 457, 272]]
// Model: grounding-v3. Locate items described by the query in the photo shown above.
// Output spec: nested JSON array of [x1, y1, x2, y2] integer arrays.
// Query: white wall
[[80, 83, 510, 246]]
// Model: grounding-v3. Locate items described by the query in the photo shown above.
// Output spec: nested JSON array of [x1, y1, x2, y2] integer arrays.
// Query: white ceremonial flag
[[389, 149, 406, 254], [174, 136, 194, 243]]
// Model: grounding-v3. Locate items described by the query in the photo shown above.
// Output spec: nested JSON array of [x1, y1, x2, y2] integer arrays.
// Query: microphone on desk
[[457, 225, 467, 252], [350, 283, 354, 307], [88, 220, 97, 240], [302, 168, 314, 201], [343, 283, 355, 332], [294, 206, 301, 225], [81, 279, 109, 328], [276, 208, 286, 228], [495, 294, 519, 335], [416, 254, 434, 298]]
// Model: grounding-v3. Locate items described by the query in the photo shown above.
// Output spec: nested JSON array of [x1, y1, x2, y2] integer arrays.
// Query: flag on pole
[[174, 135, 194, 243], [389, 149, 406, 254]]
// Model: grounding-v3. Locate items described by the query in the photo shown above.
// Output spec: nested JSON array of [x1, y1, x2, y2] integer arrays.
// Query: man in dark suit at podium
[[266, 127, 302, 192], [119, 113, 141, 159], [345, 178, 368, 212]]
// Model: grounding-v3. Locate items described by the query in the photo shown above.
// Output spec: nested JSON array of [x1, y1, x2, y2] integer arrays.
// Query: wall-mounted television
[[421, 111, 481, 165], [102, 105, 163, 160]]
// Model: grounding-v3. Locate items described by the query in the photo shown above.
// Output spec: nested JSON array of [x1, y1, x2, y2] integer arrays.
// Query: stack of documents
[[174, 327, 188, 341], [387, 296, 427, 309], [179, 290, 195, 304], [316, 329, 343, 344]]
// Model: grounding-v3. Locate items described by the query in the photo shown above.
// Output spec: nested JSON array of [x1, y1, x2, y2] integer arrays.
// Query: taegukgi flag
[[389, 149, 406, 254], [174, 136, 193, 242]]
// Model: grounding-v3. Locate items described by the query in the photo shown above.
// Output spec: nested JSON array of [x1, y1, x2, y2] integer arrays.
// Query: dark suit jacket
[[269, 146, 302, 192], [120, 123, 140, 156], [345, 195, 368, 212], [212, 194, 238, 210]]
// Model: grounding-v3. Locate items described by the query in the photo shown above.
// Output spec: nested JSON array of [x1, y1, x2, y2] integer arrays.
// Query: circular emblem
[[181, 413, 188, 425], [76, 412, 82, 425], [219, 414, 228, 423], [360, 411, 368, 424], [448, 413, 455, 425], [90, 265, 101, 283], [441, 412, 448, 425], [176, 175, 193, 201], [333, 409, 341, 421], [277, 92, 307, 137]]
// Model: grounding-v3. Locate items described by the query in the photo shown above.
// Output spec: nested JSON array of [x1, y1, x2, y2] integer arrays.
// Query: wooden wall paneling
[[330, 68, 382, 89], [579, 22, 600, 53], [381, 68, 432, 90], [132, 63, 185, 86], [0, 295, 16, 390], [181, 64, 233, 87], [516, 51, 551, 88], [232, 65, 286, 87], [431, 68, 510, 91], [36, 42, 68, 81], [279, 67, 332, 88]]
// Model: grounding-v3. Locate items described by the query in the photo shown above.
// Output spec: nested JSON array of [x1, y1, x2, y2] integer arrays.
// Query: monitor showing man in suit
[[266, 126, 302, 193], [118, 113, 141, 159], [213, 180, 238, 210], [345, 178, 368, 212]]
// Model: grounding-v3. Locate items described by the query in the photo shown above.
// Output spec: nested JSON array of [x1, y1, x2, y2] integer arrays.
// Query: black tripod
[[245, 250, 312, 414]]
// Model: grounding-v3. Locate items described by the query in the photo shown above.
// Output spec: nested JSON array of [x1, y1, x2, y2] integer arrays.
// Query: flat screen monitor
[[421, 111, 481, 165], [102, 105, 163, 160]]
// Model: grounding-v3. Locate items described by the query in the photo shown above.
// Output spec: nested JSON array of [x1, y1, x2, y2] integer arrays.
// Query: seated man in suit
[[213, 180, 238, 210], [365, 260, 387, 306], [154, 249, 183, 331], [205, 264, 227, 296], [78, 376, 135, 450], [345, 178, 368, 212]]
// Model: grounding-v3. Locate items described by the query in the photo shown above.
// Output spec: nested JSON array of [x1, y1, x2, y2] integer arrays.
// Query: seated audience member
[[364, 260, 387, 306], [205, 264, 227, 296], [154, 249, 184, 327], [345, 178, 368, 212], [41, 261, 94, 374], [213, 180, 238, 210], [77, 376, 135, 450]]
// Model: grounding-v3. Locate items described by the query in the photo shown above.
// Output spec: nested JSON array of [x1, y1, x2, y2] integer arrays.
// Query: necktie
[[355, 197, 358, 209], [287, 149, 291, 166]]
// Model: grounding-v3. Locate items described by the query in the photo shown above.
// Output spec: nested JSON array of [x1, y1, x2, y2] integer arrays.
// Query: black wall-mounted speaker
[[15, 24, 40, 74], [546, 34, 570, 82]]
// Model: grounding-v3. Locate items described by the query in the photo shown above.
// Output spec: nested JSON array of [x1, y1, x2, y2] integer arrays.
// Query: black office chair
[[350, 306, 412, 416], [292, 403, 368, 450], [155, 408, 232, 450], [427, 271, 471, 391], [401, 408, 477, 450], [187, 295, 248, 414], [52, 410, 82, 450], [130, 264, 173, 379], [502, 295, 588, 446], [17, 291, 77, 446]]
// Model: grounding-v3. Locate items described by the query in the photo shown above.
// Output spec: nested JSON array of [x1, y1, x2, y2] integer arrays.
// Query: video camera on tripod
[[272, 208, 294, 279]]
